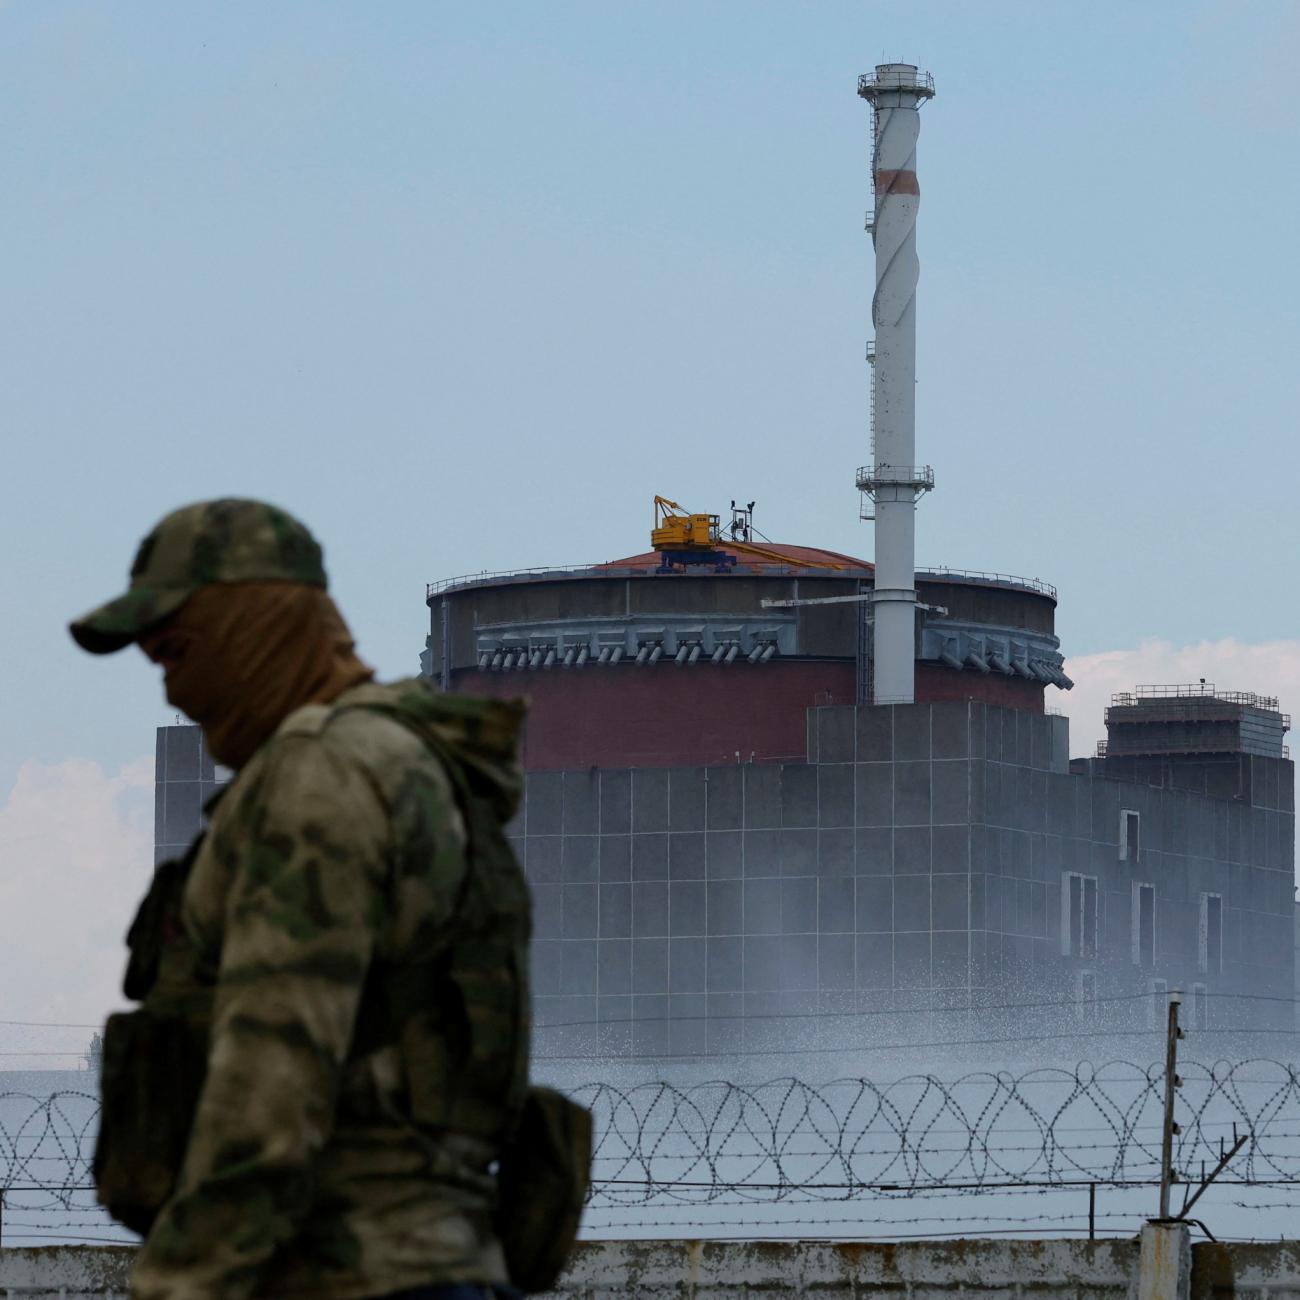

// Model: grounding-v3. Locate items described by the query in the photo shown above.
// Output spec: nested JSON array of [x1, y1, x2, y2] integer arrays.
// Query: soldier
[[70, 498, 533, 1300]]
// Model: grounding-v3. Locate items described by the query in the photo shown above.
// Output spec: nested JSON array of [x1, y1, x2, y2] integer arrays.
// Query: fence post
[[1138, 1221, 1192, 1300], [1088, 1182, 1096, 1240], [1158, 988, 1183, 1219]]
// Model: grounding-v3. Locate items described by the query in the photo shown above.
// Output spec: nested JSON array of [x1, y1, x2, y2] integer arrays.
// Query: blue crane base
[[655, 549, 738, 574]]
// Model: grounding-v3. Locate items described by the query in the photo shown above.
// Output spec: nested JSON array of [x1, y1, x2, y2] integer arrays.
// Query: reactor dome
[[424, 539, 1069, 771]]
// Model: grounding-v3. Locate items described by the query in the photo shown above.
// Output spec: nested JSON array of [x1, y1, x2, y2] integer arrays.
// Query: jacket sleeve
[[131, 733, 390, 1300]]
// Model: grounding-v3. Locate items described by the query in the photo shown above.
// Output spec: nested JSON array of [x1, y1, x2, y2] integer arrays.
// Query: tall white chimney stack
[[857, 64, 935, 706]]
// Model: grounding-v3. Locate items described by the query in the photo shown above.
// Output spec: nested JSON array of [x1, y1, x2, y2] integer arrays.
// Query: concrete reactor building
[[417, 64, 1294, 1058], [154, 64, 1295, 1062]]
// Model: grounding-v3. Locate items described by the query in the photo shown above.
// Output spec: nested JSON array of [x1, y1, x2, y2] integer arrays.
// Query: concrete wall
[[154, 699, 1295, 1059], [518, 701, 1294, 1058], [429, 572, 1056, 680], [464, 659, 857, 771], [8, 1239, 1300, 1299], [550, 1239, 1139, 1298], [0, 1246, 133, 1297], [427, 571, 1056, 769]]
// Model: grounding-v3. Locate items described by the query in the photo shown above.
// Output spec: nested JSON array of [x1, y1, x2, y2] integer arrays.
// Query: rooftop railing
[[916, 567, 1058, 600], [857, 69, 936, 97], [426, 564, 593, 598], [1110, 684, 1283, 713], [431, 562, 1058, 600], [427, 554, 878, 599], [856, 463, 935, 491]]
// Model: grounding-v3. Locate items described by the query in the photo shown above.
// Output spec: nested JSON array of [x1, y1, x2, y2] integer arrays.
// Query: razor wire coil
[[3, 1061, 1300, 1232]]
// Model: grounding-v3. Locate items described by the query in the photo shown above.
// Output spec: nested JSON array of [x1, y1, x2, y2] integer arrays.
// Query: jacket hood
[[342, 678, 526, 822]]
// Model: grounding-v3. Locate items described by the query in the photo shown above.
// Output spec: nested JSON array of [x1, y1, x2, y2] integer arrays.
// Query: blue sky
[[2, 0, 1298, 797]]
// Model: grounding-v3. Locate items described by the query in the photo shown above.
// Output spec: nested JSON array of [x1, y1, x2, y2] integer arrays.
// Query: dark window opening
[[1066, 873, 1098, 959], [1202, 894, 1222, 974], [1149, 979, 1168, 1029], [1192, 983, 1208, 1031], [1077, 970, 1098, 1023], [1134, 883, 1155, 969], [1121, 810, 1141, 863]]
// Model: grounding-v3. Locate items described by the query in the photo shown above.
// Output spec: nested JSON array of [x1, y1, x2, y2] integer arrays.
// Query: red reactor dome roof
[[595, 543, 874, 573]]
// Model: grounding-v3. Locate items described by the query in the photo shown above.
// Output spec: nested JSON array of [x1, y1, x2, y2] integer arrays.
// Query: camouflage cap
[[69, 498, 328, 654]]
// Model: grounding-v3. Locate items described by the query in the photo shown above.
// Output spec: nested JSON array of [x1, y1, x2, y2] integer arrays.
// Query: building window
[[1120, 809, 1140, 863], [1148, 978, 1168, 1029], [1077, 970, 1098, 1023], [1199, 893, 1223, 974], [1062, 872, 1098, 959], [1191, 982, 1208, 1031], [1132, 883, 1155, 968]]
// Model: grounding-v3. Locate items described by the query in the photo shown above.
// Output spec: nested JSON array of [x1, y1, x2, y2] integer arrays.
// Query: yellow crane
[[651, 496, 719, 551], [650, 495, 846, 572]]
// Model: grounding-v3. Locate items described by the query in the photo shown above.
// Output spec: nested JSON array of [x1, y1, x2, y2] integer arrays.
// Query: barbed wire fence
[[0, 1088, 123, 1247], [575, 1055, 1300, 1240], [2, 1057, 1300, 1245], [581, 1059, 1300, 1199]]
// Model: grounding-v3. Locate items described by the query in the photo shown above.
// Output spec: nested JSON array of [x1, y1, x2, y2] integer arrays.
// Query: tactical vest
[[343, 697, 533, 1144], [96, 697, 533, 1229]]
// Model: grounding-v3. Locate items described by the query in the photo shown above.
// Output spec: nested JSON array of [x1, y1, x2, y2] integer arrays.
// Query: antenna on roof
[[729, 501, 755, 543]]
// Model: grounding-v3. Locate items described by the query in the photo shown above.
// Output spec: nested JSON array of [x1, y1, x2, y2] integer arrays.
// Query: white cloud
[[0, 755, 152, 1067], [1060, 637, 1300, 763]]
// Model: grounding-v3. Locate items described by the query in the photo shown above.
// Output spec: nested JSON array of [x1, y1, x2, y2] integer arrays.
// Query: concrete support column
[[1137, 1222, 1191, 1300]]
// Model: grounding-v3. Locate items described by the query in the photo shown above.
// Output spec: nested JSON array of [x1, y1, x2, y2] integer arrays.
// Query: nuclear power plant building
[[424, 559, 1294, 1059], [420, 62, 1295, 1057], [152, 62, 1296, 1062]]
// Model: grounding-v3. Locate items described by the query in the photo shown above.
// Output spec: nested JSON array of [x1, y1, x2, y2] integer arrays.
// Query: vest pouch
[[494, 1085, 592, 1294], [94, 1008, 208, 1236]]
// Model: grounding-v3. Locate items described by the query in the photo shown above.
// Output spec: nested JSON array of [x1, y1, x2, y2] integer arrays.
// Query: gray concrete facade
[[153, 724, 226, 865], [149, 700, 1295, 1055], [515, 701, 1294, 1058]]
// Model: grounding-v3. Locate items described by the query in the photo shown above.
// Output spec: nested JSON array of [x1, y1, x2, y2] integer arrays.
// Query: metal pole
[[1158, 988, 1183, 1219], [1089, 1182, 1096, 1240], [1178, 1130, 1248, 1221]]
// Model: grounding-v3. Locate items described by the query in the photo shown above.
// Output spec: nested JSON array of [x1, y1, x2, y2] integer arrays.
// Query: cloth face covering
[[155, 582, 374, 769]]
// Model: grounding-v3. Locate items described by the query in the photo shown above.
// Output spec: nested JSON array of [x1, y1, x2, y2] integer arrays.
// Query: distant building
[[419, 549, 1295, 1057], [154, 57, 1296, 1062], [153, 645, 1295, 1057], [153, 724, 226, 865]]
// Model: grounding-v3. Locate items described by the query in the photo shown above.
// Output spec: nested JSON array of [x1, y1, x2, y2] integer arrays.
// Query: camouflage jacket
[[130, 680, 532, 1300]]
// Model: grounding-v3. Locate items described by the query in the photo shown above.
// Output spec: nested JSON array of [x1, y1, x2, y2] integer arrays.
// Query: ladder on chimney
[[867, 338, 877, 459], [856, 578, 873, 706]]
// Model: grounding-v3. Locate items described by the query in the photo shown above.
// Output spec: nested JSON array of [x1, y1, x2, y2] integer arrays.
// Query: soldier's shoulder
[[274, 683, 423, 753], [313, 680, 453, 796], [250, 681, 457, 814]]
